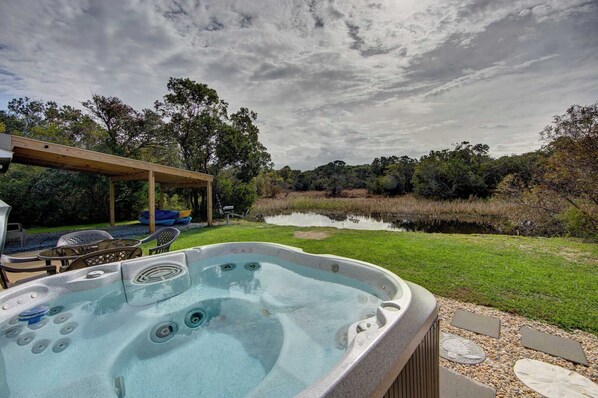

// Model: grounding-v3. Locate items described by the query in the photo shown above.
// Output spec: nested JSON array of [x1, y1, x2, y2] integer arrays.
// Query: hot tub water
[[0, 254, 383, 398]]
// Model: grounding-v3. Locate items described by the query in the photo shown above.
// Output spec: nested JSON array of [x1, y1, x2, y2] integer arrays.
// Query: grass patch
[[28, 220, 138, 234], [172, 221, 598, 334]]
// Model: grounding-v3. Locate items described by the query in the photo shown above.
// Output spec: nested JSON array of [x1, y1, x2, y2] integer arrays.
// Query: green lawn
[[169, 221, 598, 334]]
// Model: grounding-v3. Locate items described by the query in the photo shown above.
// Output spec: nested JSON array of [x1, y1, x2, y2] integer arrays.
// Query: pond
[[263, 212, 499, 234]]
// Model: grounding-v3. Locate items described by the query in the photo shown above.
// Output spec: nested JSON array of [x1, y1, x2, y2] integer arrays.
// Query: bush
[[413, 142, 491, 200], [560, 206, 598, 239], [214, 171, 257, 215]]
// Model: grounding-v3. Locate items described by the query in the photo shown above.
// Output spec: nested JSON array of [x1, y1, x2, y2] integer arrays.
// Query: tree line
[[0, 78, 271, 226], [256, 103, 597, 238], [258, 142, 539, 200]]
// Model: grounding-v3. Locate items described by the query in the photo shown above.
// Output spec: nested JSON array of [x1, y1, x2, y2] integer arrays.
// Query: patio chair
[[67, 247, 142, 271], [0, 255, 56, 289], [139, 227, 180, 255], [57, 230, 113, 247]]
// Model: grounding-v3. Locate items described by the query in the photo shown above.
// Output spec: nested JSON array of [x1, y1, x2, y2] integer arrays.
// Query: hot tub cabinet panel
[[382, 314, 439, 398]]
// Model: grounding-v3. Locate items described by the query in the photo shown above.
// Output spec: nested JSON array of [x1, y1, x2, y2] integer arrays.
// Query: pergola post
[[109, 178, 115, 226], [207, 181, 213, 226], [148, 170, 155, 233]]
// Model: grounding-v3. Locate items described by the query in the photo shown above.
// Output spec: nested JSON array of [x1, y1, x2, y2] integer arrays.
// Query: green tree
[[540, 103, 598, 206], [496, 103, 597, 238], [311, 160, 347, 196], [156, 78, 270, 216], [371, 156, 399, 176], [413, 142, 491, 199], [83, 95, 165, 158], [2, 98, 102, 147], [278, 165, 301, 189], [155, 78, 228, 216], [217, 108, 271, 182], [489, 152, 544, 191], [539, 104, 597, 236], [255, 170, 287, 198], [370, 156, 417, 196]]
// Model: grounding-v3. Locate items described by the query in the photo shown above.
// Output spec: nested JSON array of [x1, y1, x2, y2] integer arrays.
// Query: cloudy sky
[[1, 0, 597, 170]]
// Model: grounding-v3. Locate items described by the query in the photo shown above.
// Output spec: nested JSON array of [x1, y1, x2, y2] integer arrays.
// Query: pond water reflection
[[265, 212, 400, 231], [264, 212, 498, 234]]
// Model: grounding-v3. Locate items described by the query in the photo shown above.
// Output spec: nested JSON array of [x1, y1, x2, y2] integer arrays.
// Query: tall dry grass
[[253, 191, 519, 222]]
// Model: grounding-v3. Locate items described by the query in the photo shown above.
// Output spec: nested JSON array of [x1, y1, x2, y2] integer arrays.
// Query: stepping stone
[[440, 333, 486, 364], [514, 359, 598, 398], [451, 310, 500, 338], [520, 327, 588, 365], [440, 366, 496, 398]]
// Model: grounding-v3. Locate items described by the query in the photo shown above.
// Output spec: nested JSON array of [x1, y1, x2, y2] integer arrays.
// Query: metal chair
[[57, 229, 113, 247], [139, 227, 180, 255], [67, 247, 142, 271]]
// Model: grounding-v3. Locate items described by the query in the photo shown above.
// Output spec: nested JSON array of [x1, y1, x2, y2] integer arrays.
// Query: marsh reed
[[252, 191, 518, 223]]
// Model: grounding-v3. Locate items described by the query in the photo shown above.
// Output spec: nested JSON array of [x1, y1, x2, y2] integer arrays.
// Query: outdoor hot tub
[[0, 243, 438, 398]]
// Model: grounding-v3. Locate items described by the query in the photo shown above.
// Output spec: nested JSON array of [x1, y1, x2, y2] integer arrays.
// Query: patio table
[[37, 238, 141, 271]]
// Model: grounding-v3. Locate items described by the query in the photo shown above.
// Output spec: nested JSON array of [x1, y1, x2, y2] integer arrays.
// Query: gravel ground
[[437, 296, 598, 397], [3, 222, 207, 254]]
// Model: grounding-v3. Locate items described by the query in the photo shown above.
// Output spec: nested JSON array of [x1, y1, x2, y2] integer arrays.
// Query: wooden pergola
[[0, 133, 213, 233]]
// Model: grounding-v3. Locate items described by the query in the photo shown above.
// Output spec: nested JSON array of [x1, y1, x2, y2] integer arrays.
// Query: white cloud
[[0, 0, 596, 169], [425, 54, 559, 97]]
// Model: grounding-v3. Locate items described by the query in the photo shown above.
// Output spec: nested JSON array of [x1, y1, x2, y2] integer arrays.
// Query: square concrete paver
[[440, 366, 496, 398], [451, 310, 501, 338], [520, 327, 589, 365]]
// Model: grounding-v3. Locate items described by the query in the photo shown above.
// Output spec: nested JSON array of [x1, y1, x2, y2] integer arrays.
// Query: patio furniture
[[6, 223, 26, 246], [97, 238, 141, 250], [139, 227, 180, 255], [221, 205, 248, 225], [67, 247, 142, 271], [57, 229, 113, 247], [0, 255, 56, 289], [37, 246, 86, 271], [38, 239, 141, 271]]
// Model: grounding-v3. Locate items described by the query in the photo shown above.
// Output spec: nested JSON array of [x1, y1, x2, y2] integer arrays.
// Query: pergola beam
[[111, 171, 149, 182], [160, 182, 208, 189]]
